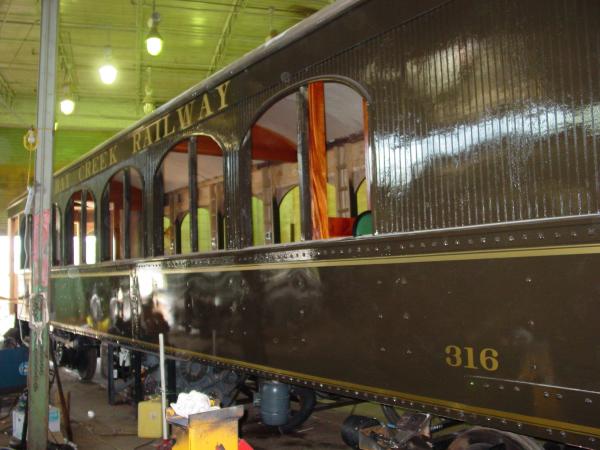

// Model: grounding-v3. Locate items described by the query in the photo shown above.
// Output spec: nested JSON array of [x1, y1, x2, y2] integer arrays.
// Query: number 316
[[445, 345, 499, 371]]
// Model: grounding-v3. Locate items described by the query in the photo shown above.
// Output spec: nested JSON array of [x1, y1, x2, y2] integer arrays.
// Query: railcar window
[[156, 135, 224, 256], [65, 190, 96, 265], [102, 168, 144, 261], [52, 204, 61, 266], [250, 92, 300, 244], [250, 82, 368, 245]]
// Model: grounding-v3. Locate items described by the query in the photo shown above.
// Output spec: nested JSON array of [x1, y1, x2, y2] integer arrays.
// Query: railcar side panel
[[51, 268, 134, 338], [50, 216, 600, 446]]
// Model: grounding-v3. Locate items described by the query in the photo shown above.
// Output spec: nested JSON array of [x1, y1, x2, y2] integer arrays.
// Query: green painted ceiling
[[0, 0, 333, 233]]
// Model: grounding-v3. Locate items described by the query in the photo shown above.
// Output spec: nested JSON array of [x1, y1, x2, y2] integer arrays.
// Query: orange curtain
[[308, 82, 329, 240]]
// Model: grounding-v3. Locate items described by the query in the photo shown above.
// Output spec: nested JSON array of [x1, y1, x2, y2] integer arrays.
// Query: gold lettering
[[216, 81, 230, 110], [444, 345, 500, 372], [85, 161, 92, 179], [143, 127, 153, 148], [150, 118, 162, 143], [100, 153, 108, 170], [109, 147, 117, 165], [176, 103, 194, 129], [133, 130, 142, 153], [78, 165, 85, 182], [198, 93, 213, 120], [163, 115, 175, 137], [92, 156, 99, 174]]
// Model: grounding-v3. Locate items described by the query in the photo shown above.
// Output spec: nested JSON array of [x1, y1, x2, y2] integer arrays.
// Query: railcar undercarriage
[[35, 326, 579, 450]]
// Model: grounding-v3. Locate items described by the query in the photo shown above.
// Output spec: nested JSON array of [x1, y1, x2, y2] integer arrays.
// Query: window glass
[[196, 136, 224, 251], [251, 92, 299, 245], [67, 190, 96, 265], [250, 82, 368, 245]]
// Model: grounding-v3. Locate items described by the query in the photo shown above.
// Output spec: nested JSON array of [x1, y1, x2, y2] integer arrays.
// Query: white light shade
[[60, 98, 75, 115], [99, 63, 117, 84], [146, 35, 163, 56]]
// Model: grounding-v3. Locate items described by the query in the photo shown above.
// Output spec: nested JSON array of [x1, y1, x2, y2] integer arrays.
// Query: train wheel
[[76, 346, 98, 381], [341, 415, 381, 449], [278, 386, 316, 433], [448, 427, 542, 450]]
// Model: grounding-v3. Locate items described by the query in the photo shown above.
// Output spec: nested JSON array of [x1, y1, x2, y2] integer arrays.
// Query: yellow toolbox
[[169, 405, 244, 450]]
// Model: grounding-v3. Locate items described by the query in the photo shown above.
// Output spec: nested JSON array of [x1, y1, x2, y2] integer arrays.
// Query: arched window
[[155, 135, 224, 256], [249, 81, 369, 245], [102, 168, 144, 261], [250, 91, 299, 245], [65, 190, 96, 265]]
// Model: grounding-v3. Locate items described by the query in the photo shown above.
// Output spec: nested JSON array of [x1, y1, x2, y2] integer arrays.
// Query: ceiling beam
[[207, 0, 247, 75], [0, 71, 16, 109], [0, 70, 28, 125], [0, 0, 13, 36]]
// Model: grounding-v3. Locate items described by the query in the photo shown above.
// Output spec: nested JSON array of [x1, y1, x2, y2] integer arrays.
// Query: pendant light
[[146, 0, 163, 56], [99, 45, 117, 85]]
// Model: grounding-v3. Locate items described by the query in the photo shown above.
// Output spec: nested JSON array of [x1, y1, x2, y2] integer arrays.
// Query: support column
[[307, 81, 329, 240], [28, 0, 58, 447], [80, 190, 87, 264], [188, 136, 198, 253], [8, 216, 16, 316], [296, 87, 312, 241], [153, 169, 165, 256], [123, 169, 131, 258]]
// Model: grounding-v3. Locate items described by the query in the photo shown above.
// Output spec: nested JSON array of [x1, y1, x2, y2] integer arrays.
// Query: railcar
[[7, 0, 600, 448]]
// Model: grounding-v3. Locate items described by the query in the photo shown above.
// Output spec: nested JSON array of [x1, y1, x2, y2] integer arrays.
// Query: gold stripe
[[51, 270, 130, 279], [49, 243, 600, 278], [51, 322, 600, 438]]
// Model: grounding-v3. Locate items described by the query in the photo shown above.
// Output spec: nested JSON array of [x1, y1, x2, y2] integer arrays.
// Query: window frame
[[153, 133, 227, 257], [64, 189, 97, 266], [101, 167, 145, 262], [243, 77, 372, 248]]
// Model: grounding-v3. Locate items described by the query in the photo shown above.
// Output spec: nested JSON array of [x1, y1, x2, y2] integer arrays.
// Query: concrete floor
[[0, 367, 381, 449]]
